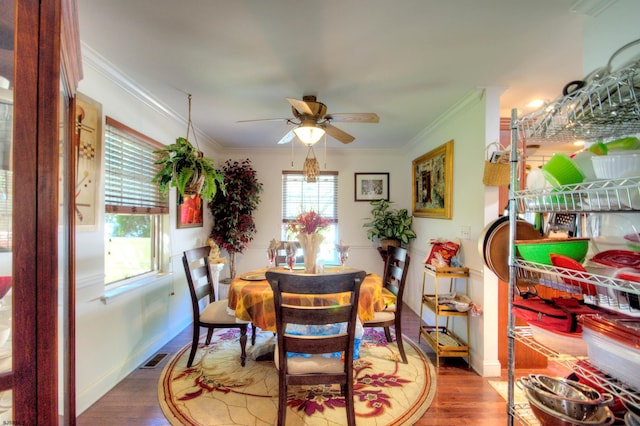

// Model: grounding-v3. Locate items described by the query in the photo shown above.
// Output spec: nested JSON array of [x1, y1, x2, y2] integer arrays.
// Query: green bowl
[[515, 238, 590, 265], [541, 153, 585, 187]]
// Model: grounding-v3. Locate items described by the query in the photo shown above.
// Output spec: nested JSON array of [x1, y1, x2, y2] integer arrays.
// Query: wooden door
[[2, 0, 81, 423]]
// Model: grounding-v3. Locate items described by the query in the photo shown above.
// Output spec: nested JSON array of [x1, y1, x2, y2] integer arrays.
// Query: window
[[281, 171, 339, 264], [104, 117, 168, 285]]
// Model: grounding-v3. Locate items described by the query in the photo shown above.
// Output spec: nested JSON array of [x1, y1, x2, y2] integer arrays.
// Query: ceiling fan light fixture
[[293, 123, 325, 146]]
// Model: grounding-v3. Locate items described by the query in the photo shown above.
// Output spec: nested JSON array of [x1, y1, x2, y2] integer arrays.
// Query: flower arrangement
[[288, 210, 329, 274], [288, 210, 330, 235]]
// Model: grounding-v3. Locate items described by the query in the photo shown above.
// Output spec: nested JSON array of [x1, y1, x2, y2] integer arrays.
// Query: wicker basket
[[482, 142, 510, 186]]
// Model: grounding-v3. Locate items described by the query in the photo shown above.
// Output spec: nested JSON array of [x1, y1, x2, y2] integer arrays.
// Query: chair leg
[[345, 376, 356, 426], [394, 319, 408, 364], [251, 323, 257, 346], [277, 377, 287, 425], [239, 326, 248, 367], [205, 327, 214, 345], [187, 323, 200, 368], [384, 325, 393, 343]]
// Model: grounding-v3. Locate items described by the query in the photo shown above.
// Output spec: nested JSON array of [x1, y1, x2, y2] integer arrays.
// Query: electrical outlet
[[460, 225, 471, 240]]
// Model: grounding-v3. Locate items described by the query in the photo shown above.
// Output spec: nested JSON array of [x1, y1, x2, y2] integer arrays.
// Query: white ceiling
[[76, 0, 588, 151]]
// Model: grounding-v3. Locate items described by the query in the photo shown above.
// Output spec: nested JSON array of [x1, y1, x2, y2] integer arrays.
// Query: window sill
[[100, 272, 172, 304]]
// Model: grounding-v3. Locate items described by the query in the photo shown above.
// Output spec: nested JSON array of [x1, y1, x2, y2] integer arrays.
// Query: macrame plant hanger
[[185, 93, 201, 152]]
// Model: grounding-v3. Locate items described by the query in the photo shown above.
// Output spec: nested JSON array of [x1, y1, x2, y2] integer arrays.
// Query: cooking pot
[[478, 216, 541, 282]]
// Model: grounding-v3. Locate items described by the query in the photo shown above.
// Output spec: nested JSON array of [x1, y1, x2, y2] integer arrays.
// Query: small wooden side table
[[419, 265, 471, 367]]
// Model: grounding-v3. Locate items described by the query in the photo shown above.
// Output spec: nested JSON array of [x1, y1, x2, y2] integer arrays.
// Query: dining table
[[227, 267, 394, 333]]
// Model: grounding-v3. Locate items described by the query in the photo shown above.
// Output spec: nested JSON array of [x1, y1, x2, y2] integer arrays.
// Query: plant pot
[[380, 238, 401, 251], [184, 173, 204, 195]]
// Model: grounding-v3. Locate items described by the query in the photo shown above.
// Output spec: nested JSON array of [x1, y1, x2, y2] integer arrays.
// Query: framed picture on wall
[[354, 173, 389, 201], [74, 92, 103, 231], [177, 191, 204, 228], [412, 140, 453, 219]]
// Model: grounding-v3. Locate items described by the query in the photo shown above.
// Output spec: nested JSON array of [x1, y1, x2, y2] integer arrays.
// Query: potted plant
[[152, 136, 226, 204], [209, 159, 263, 280], [363, 199, 416, 251]]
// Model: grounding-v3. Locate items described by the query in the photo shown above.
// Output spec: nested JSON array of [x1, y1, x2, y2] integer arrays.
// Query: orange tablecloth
[[228, 269, 392, 333]]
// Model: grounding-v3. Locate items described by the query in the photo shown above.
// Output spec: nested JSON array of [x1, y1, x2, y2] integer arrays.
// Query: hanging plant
[[151, 95, 225, 204], [209, 158, 263, 279], [152, 137, 225, 204]]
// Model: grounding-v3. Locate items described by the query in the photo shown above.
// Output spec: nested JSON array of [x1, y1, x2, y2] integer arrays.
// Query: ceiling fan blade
[[277, 129, 296, 145], [323, 124, 355, 144], [324, 112, 379, 123], [236, 118, 289, 123], [286, 97, 314, 115]]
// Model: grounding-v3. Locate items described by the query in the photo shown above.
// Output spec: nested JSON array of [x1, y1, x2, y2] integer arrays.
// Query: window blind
[[282, 171, 338, 225], [104, 117, 168, 214]]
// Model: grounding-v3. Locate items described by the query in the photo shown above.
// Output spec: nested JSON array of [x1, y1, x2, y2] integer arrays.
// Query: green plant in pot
[[152, 136, 226, 204], [209, 159, 263, 280], [363, 199, 416, 250]]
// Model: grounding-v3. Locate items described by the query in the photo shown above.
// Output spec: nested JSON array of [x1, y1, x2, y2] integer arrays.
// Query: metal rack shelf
[[514, 259, 640, 295], [517, 62, 640, 144], [506, 42, 640, 424], [514, 177, 640, 213], [510, 326, 640, 411], [511, 402, 541, 426]]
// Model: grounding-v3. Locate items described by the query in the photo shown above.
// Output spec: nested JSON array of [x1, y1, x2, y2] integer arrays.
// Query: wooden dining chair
[[265, 270, 366, 426], [182, 246, 254, 367], [363, 245, 411, 363]]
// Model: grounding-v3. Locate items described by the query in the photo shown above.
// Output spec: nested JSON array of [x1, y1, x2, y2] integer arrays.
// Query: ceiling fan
[[238, 95, 379, 145]]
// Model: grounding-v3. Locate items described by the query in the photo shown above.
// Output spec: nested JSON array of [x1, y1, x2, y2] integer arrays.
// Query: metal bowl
[[520, 377, 613, 421], [524, 386, 615, 426], [529, 374, 605, 402]]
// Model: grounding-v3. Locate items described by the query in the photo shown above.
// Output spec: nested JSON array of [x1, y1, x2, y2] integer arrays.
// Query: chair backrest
[[274, 240, 304, 266], [383, 246, 410, 308], [265, 270, 366, 369], [182, 246, 216, 317]]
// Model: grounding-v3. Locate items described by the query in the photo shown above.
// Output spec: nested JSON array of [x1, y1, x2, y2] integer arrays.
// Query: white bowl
[[591, 152, 640, 179], [572, 151, 597, 180]]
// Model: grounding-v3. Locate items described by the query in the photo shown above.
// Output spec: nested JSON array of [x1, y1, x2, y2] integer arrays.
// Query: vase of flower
[[288, 210, 330, 275], [297, 232, 323, 274]]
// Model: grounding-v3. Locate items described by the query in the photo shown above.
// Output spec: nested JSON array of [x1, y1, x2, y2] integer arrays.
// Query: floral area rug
[[158, 328, 436, 425]]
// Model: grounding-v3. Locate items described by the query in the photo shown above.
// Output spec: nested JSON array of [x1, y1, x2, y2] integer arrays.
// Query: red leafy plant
[[209, 158, 263, 279]]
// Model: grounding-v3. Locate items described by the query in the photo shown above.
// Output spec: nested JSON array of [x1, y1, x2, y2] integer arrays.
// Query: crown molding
[[80, 43, 221, 150]]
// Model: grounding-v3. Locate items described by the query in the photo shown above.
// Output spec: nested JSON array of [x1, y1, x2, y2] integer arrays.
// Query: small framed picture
[[354, 173, 389, 202], [177, 191, 204, 228]]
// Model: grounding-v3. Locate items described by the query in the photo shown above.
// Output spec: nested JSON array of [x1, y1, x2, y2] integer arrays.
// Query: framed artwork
[[74, 93, 102, 231], [412, 140, 453, 219], [354, 173, 389, 202], [177, 192, 204, 228]]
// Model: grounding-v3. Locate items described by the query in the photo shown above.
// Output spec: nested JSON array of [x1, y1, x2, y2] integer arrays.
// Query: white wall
[[216, 146, 405, 279], [71, 49, 223, 414], [403, 88, 502, 377], [581, 0, 640, 74]]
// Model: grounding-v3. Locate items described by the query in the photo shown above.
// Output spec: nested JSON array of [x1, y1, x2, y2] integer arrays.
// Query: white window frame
[[103, 117, 169, 291], [281, 171, 339, 264]]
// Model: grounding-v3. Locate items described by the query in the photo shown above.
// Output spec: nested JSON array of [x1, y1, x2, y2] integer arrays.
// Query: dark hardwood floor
[[77, 306, 539, 425]]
